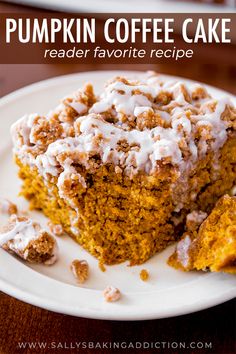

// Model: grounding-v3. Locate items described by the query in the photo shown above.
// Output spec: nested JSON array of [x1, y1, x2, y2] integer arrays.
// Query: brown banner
[[0, 13, 235, 64]]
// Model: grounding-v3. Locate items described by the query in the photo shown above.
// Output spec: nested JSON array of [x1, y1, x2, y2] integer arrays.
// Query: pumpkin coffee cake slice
[[11, 73, 236, 266]]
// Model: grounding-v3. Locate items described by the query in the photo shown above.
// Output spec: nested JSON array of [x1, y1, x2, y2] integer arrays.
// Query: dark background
[[0, 2, 236, 354]]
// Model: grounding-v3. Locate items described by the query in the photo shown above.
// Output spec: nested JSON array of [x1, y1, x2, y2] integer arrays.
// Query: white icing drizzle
[[177, 234, 192, 268], [90, 80, 156, 116], [69, 102, 87, 114], [0, 218, 37, 250], [10, 113, 38, 147], [231, 186, 236, 196], [0, 217, 58, 264], [193, 97, 230, 154], [134, 106, 153, 117], [37, 114, 183, 180], [186, 210, 208, 226], [170, 82, 190, 105]]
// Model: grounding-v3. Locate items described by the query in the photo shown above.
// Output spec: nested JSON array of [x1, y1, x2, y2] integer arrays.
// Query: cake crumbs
[[99, 261, 106, 272], [103, 286, 121, 302], [139, 269, 149, 281], [0, 198, 17, 216], [0, 214, 58, 264], [70, 259, 89, 284], [48, 221, 64, 236], [186, 210, 208, 232]]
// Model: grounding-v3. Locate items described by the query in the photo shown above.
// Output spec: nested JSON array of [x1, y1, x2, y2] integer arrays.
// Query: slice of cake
[[11, 72, 236, 266], [168, 195, 236, 274]]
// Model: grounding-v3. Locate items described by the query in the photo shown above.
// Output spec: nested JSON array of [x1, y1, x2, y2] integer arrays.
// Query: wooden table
[[0, 291, 235, 354], [0, 3, 236, 354]]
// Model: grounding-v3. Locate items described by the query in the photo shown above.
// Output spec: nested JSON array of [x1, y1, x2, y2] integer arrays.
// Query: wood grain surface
[[0, 2, 235, 354], [0, 292, 235, 354]]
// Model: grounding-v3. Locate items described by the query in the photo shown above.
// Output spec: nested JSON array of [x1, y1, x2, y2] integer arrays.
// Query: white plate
[[0, 71, 235, 320], [3, 0, 235, 13]]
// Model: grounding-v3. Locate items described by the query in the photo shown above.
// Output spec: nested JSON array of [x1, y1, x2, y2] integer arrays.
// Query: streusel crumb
[[70, 259, 89, 283], [48, 222, 64, 236], [103, 286, 121, 302], [140, 269, 149, 281], [99, 262, 106, 272], [0, 215, 58, 264], [0, 198, 17, 216], [186, 210, 208, 232]]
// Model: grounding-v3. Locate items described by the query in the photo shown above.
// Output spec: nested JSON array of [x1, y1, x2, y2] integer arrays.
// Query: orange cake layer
[[11, 73, 236, 265], [168, 195, 236, 274]]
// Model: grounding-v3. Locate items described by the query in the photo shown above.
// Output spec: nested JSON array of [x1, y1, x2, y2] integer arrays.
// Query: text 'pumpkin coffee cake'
[[11, 72, 236, 266]]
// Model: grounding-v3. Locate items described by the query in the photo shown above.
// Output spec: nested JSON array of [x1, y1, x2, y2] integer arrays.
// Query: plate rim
[[0, 274, 235, 320], [1, 69, 235, 108], [3, 0, 236, 13]]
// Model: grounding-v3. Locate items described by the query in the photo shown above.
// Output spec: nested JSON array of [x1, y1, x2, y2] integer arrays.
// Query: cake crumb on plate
[[103, 286, 121, 302], [0, 198, 17, 216], [48, 221, 64, 236], [140, 269, 149, 281], [70, 259, 89, 284]]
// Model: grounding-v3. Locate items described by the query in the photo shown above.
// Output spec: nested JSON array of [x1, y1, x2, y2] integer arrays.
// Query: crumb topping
[[48, 222, 64, 236], [70, 259, 89, 284], [0, 198, 17, 215], [186, 210, 208, 232], [11, 83, 96, 154], [139, 269, 149, 281], [103, 285, 121, 302], [11, 72, 236, 187], [0, 215, 58, 264], [176, 234, 193, 268]]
